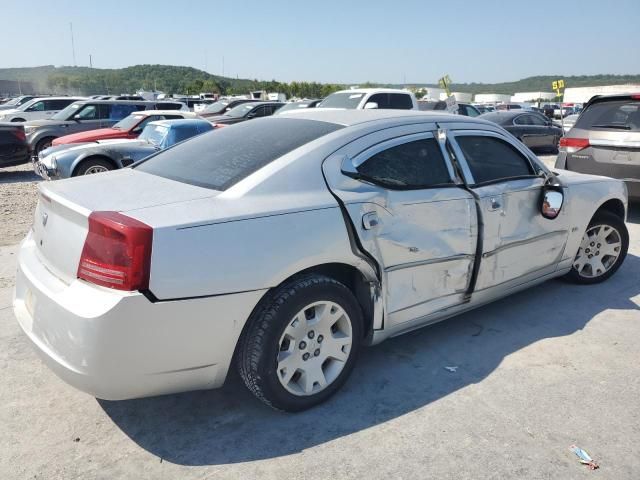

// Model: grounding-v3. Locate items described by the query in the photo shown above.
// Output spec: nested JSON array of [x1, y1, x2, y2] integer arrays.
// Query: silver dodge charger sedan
[[13, 110, 629, 412]]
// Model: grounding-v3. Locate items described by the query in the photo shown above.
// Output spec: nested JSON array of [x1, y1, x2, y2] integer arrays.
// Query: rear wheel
[[564, 211, 628, 284], [237, 274, 363, 412], [74, 157, 114, 176], [35, 137, 56, 155]]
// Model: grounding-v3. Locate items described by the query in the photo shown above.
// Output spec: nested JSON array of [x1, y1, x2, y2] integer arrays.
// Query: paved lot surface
[[1, 155, 639, 479]]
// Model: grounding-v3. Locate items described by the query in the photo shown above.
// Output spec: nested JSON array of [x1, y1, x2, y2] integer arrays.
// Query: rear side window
[[389, 94, 414, 109], [456, 135, 534, 185], [575, 100, 640, 131], [357, 138, 451, 188], [155, 102, 182, 110], [368, 93, 390, 109], [135, 118, 343, 191]]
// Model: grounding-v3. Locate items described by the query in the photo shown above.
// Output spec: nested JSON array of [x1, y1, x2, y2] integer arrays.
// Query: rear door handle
[[362, 212, 380, 230], [488, 197, 502, 211]]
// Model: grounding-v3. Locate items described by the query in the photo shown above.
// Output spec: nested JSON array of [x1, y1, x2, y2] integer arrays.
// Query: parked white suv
[[315, 88, 418, 110], [0, 97, 84, 123]]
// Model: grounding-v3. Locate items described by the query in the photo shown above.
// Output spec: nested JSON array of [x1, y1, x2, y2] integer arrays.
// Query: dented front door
[[323, 128, 478, 328]]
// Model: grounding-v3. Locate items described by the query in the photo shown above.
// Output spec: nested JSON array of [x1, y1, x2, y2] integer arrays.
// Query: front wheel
[[237, 274, 363, 412], [74, 158, 114, 176], [564, 211, 628, 284]]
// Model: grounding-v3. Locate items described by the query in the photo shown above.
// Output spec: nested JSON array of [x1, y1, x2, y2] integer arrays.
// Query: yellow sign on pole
[[552, 79, 565, 97], [439, 75, 452, 96]]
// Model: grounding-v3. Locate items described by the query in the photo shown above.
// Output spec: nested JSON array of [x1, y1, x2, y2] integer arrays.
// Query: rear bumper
[[13, 233, 266, 400], [557, 150, 640, 199], [0, 150, 30, 168]]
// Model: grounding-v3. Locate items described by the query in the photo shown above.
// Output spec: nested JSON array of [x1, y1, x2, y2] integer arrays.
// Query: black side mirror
[[541, 186, 564, 219]]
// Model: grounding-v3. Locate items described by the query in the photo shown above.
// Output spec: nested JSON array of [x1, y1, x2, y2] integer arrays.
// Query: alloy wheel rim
[[573, 224, 622, 278], [276, 301, 353, 396], [84, 165, 108, 175]]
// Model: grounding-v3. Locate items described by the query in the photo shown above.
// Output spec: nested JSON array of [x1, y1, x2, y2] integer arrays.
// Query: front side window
[[226, 103, 257, 118], [75, 104, 100, 120], [108, 104, 146, 121], [514, 115, 533, 125], [251, 106, 268, 118], [357, 138, 452, 189], [529, 114, 548, 126], [26, 101, 45, 112], [456, 135, 534, 185], [52, 103, 82, 120]]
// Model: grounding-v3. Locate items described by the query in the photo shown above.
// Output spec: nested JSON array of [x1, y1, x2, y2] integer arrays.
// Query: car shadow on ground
[[0, 168, 39, 184], [100, 225, 640, 467]]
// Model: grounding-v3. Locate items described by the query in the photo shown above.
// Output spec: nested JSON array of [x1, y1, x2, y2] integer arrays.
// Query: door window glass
[[456, 135, 534, 184], [357, 138, 452, 188]]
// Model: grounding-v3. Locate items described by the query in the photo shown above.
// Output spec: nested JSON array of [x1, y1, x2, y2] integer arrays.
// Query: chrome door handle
[[362, 212, 380, 230], [488, 197, 502, 211]]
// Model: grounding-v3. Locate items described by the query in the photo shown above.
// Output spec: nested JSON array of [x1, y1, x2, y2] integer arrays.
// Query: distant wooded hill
[[1, 65, 639, 97]]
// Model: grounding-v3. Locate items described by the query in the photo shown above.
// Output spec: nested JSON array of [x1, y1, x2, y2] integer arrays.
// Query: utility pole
[[89, 54, 92, 68], [69, 22, 77, 66]]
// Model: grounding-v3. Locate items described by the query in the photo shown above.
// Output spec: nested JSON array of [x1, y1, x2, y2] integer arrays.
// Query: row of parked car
[[1, 89, 638, 202]]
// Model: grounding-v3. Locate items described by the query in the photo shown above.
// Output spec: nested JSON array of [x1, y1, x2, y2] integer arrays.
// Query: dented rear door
[[323, 126, 477, 328]]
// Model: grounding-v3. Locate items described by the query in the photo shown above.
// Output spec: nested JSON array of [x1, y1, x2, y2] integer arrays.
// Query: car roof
[[332, 88, 412, 95], [276, 109, 483, 127], [480, 110, 533, 120], [236, 101, 284, 106], [30, 96, 85, 101], [72, 100, 163, 105], [148, 118, 211, 129], [131, 110, 194, 117]]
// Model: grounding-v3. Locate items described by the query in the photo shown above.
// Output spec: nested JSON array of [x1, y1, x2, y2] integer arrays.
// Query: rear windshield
[[574, 99, 640, 131], [135, 117, 343, 191]]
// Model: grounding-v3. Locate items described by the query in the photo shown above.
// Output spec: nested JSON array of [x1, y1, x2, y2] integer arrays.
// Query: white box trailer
[[563, 84, 640, 103]]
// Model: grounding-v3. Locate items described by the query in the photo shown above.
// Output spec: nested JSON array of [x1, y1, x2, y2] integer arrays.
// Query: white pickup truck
[[315, 88, 418, 110]]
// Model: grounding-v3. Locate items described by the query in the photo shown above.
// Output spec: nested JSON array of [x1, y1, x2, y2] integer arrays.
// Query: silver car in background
[[556, 93, 640, 200], [14, 110, 629, 412]]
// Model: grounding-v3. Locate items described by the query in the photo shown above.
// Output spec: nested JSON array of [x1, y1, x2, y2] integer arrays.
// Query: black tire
[[74, 157, 114, 176], [35, 137, 56, 155], [237, 274, 363, 412], [564, 210, 628, 284], [11, 118, 25, 122]]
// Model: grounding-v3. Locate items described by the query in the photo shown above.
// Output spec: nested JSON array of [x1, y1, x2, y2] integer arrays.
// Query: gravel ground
[[0, 162, 39, 247], [5, 154, 640, 479]]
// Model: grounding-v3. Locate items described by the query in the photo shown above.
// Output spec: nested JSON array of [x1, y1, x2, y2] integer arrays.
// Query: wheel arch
[[594, 198, 626, 222], [71, 154, 118, 176], [232, 262, 379, 365]]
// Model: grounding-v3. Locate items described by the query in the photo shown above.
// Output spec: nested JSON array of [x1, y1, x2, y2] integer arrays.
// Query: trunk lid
[[32, 168, 218, 283]]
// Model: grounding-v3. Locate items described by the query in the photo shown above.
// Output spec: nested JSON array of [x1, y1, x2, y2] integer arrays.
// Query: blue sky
[[2, 0, 639, 84]]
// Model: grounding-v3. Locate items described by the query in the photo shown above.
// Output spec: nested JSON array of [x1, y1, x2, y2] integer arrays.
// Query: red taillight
[[559, 137, 590, 150], [78, 211, 153, 291], [11, 128, 26, 142], [631, 94, 640, 100]]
